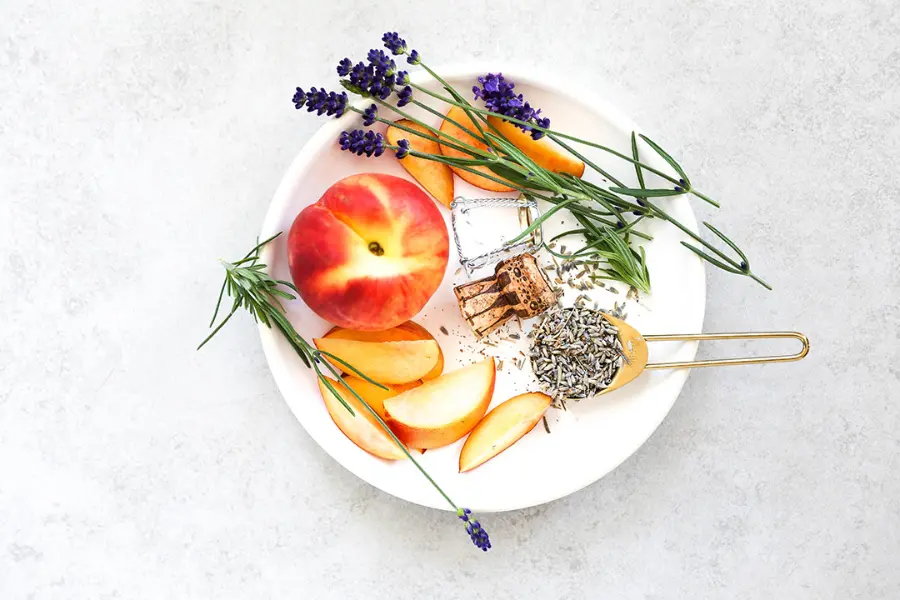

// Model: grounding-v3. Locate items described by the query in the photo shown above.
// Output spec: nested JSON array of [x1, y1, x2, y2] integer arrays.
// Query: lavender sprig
[[457, 508, 491, 551], [339, 129, 385, 157], [382, 31, 408, 55], [292, 87, 348, 117]]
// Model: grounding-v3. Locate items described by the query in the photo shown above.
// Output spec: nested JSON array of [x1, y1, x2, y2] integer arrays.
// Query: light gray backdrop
[[1, 0, 898, 598]]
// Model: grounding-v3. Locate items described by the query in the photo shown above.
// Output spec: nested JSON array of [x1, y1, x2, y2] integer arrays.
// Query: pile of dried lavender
[[529, 305, 623, 402]]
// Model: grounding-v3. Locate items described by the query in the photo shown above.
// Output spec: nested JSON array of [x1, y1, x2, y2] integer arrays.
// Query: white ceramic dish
[[259, 65, 705, 512]]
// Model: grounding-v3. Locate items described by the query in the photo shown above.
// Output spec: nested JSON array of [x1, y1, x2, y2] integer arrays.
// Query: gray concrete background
[[1, 0, 898, 598]]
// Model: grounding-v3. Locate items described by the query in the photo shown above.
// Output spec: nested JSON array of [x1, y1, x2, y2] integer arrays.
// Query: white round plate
[[259, 65, 705, 513]]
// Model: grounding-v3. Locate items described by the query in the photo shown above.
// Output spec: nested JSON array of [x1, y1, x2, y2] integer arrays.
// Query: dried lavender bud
[[529, 306, 622, 401]]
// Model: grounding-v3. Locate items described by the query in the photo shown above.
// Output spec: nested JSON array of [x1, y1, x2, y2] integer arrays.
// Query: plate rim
[[257, 63, 706, 512]]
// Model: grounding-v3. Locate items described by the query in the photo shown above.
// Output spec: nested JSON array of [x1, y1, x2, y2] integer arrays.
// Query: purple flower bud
[[395, 138, 410, 159], [367, 49, 395, 74], [339, 129, 385, 158], [407, 49, 420, 65], [456, 508, 491, 550], [474, 73, 551, 140], [336, 58, 352, 77], [531, 116, 550, 140], [396, 86, 412, 107], [382, 32, 408, 55], [396, 70, 409, 85], [293, 87, 348, 118], [362, 104, 377, 126], [292, 87, 306, 109]]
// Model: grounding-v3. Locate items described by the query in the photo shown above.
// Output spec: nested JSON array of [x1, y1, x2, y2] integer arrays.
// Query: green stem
[[547, 133, 627, 188], [409, 79, 683, 186], [319, 360, 458, 510], [406, 92, 490, 145], [366, 100, 488, 159]]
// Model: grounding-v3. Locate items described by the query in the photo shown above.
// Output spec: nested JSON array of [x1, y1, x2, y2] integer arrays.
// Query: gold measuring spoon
[[599, 313, 810, 396]]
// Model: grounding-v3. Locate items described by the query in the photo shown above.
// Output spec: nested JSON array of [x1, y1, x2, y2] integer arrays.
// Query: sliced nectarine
[[386, 120, 454, 208], [341, 376, 395, 419], [487, 117, 585, 178], [438, 106, 515, 192], [317, 377, 406, 460], [313, 337, 440, 385], [384, 358, 496, 449], [458, 392, 552, 472], [322, 321, 444, 380]]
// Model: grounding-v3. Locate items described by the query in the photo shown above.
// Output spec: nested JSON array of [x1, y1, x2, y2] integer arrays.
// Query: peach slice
[[317, 377, 406, 460], [438, 106, 516, 192], [313, 338, 440, 385], [459, 392, 552, 472], [487, 117, 585, 178], [340, 375, 421, 420], [384, 358, 496, 449], [386, 120, 454, 208], [341, 376, 394, 419], [322, 321, 444, 380]]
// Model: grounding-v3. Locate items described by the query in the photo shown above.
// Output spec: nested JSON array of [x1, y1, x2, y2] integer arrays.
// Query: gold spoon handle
[[643, 331, 810, 369]]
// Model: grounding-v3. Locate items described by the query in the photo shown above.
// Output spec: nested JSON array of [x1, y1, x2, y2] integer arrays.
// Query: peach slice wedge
[[386, 120, 454, 208], [322, 321, 444, 381], [458, 392, 552, 472], [438, 106, 516, 192], [341, 375, 420, 420], [313, 337, 440, 385], [486, 117, 585, 178], [317, 376, 407, 460], [384, 358, 496, 449]]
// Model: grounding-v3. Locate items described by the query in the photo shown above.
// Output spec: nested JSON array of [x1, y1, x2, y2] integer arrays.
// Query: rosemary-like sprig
[[198, 233, 491, 549]]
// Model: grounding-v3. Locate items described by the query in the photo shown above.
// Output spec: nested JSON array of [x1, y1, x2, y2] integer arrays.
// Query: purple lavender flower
[[292, 87, 348, 118], [407, 49, 420, 65], [396, 70, 409, 85], [382, 32, 407, 55], [396, 85, 413, 107], [342, 50, 399, 100], [367, 49, 396, 75], [339, 129, 385, 157], [336, 58, 352, 77], [395, 138, 410, 159], [348, 61, 375, 92], [457, 508, 491, 551], [362, 104, 378, 126], [531, 116, 550, 140], [473, 73, 549, 140]]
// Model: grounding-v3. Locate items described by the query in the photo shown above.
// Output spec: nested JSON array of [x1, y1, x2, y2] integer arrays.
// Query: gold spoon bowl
[[598, 313, 810, 396]]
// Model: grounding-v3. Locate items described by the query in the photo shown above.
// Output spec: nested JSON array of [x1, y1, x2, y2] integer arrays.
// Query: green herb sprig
[[198, 233, 491, 550]]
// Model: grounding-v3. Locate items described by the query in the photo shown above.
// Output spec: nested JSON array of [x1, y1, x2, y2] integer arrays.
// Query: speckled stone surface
[[1, 1, 898, 598]]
